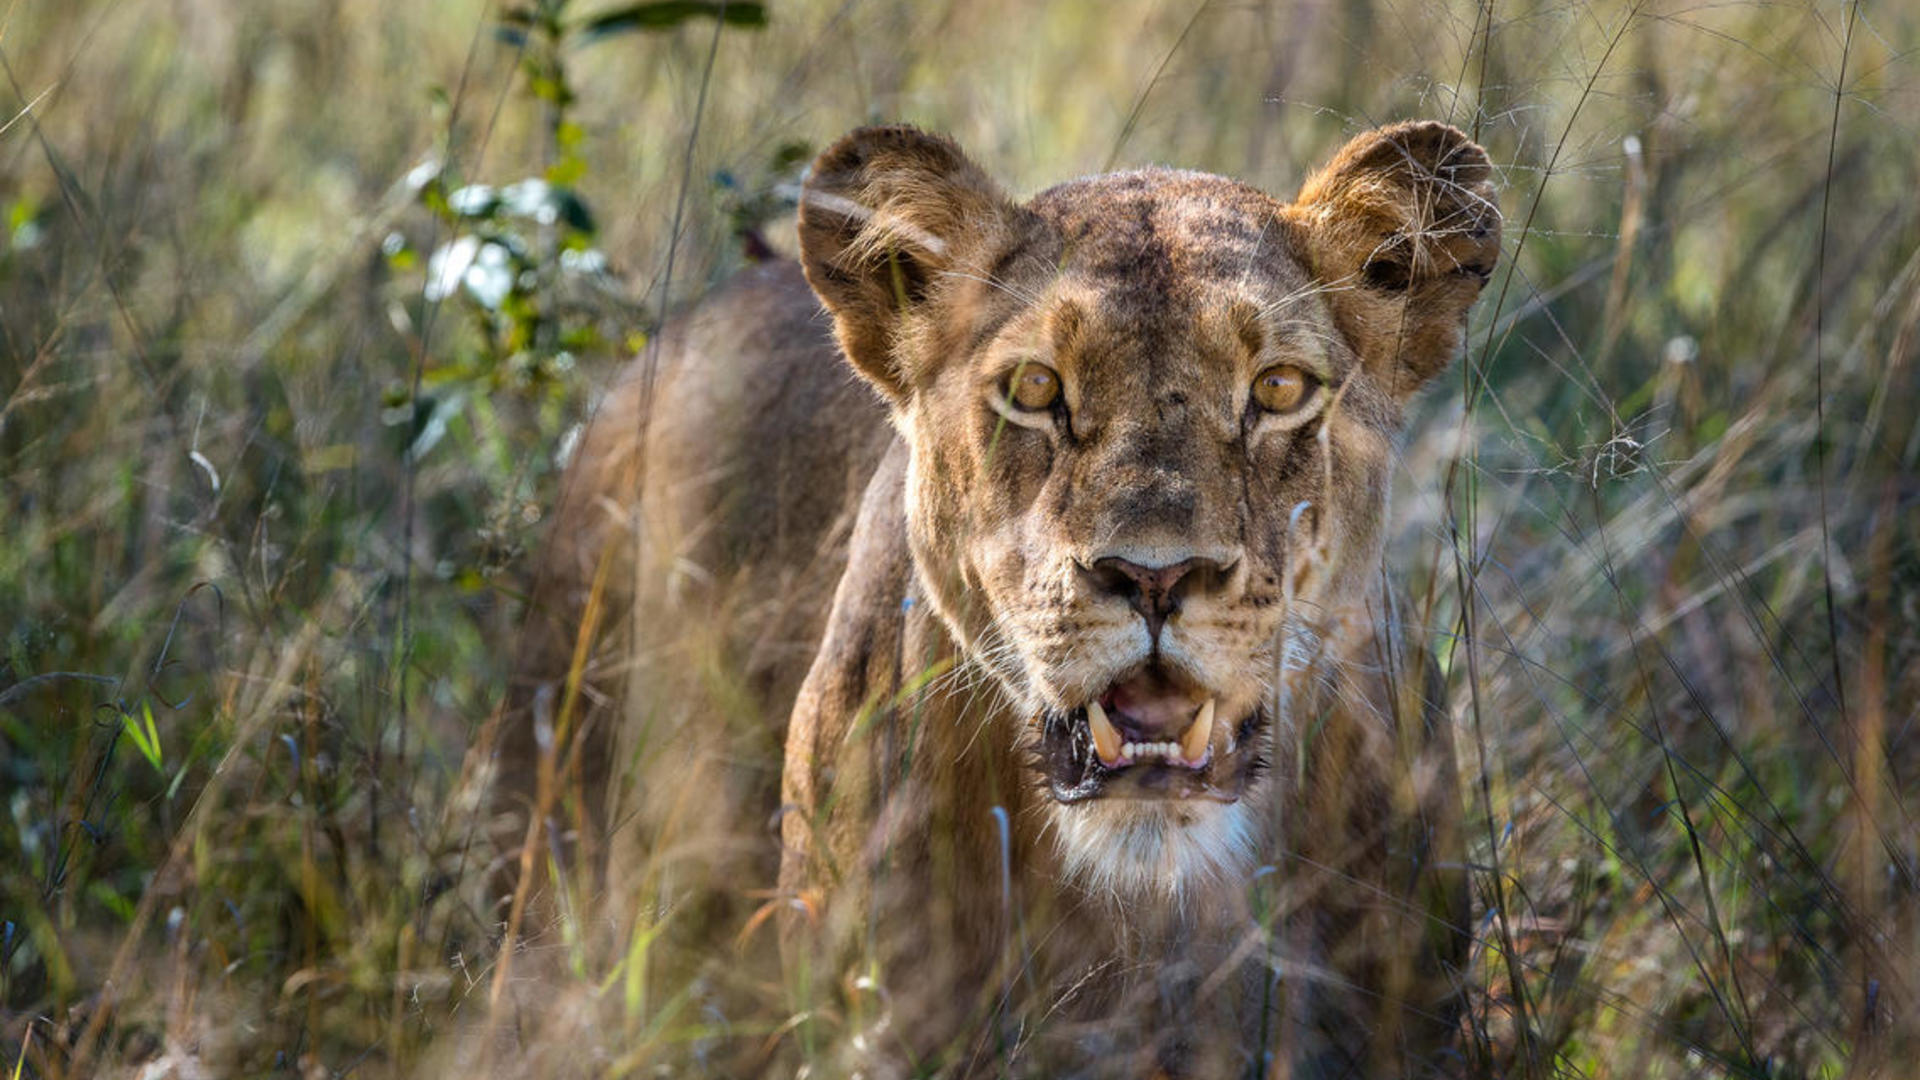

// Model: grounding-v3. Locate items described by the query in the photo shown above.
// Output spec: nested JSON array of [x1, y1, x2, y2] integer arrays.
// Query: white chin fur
[[1048, 799, 1260, 905]]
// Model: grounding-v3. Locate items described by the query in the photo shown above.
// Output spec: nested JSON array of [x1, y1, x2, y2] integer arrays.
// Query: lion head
[[796, 122, 1500, 899]]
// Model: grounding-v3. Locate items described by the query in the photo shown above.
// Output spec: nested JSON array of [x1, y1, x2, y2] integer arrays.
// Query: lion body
[[504, 123, 1500, 1078]]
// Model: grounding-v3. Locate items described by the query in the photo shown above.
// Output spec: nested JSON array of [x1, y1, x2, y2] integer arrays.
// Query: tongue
[[1104, 671, 1202, 739]]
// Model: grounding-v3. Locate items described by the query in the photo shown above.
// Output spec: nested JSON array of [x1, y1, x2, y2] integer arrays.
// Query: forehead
[[1021, 169, 1317, 326]]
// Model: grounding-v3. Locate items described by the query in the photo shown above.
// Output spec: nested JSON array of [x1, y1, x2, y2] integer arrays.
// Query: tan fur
[[505, 122, 1500, 1078]]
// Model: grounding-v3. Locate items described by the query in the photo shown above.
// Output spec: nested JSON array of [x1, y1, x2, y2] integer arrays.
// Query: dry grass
[[2, 0, 1917, 1075]]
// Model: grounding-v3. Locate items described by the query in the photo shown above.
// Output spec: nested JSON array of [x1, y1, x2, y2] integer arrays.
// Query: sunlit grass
[[3, 0, 1917, 1075]]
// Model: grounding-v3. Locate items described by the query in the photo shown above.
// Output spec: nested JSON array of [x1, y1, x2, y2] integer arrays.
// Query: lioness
[[503, 121, 1500, 1079]]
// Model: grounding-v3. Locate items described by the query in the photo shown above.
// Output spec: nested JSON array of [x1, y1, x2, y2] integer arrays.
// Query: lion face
[[798, 123, 1499, 892]]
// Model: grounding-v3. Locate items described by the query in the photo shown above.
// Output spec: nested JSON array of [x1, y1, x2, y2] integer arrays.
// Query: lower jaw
[[1047, 766, 1244, 804], [1045, 795, 1262, 901]]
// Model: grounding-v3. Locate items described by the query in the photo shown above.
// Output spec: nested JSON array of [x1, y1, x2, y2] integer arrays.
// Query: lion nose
[[1084, 555, 1234, 640]]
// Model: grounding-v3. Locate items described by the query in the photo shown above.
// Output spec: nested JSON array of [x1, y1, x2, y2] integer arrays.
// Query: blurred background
[[1, 0, 1916, 1075]]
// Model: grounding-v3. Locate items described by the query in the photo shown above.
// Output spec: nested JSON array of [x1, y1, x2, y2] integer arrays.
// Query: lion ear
[[1288, 121, 1502, 398], [798, 125, 1020, 403]]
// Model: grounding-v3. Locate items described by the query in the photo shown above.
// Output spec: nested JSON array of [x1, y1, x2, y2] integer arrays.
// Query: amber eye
[[1005, 363, 1062, 411], [1251, 364, 1315, 414]]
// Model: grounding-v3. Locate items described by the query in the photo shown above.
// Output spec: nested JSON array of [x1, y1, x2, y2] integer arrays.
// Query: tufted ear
[[797, 125, 1022, 403], [1287, 121, 1502, 399]]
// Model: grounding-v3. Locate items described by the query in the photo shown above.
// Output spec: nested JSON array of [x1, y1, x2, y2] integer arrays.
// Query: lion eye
[[1005, 364, 1062, 412], [1251, 364, 1315, 414]]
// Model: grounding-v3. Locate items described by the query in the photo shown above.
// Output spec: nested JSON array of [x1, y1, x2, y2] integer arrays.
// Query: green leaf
[[120, 702, 163, 773], [7, 196, 36, 234], [577, 1, 767, 41], [545, 154, 587, 187], [88, 880, 136, 923], [554, 188, 596, 234], [768, 139, 812, 171]]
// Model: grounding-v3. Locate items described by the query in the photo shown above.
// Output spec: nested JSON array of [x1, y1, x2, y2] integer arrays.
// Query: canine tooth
[[1087, 701, 1122, 763], [1181, 698, 1215, 762]]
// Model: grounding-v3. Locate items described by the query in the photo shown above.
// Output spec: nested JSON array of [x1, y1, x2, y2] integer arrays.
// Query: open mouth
[[1036, 668, 1263, 803]]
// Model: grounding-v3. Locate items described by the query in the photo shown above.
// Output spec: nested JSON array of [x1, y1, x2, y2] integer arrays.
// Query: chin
[[1045, 796, 1264, 910]]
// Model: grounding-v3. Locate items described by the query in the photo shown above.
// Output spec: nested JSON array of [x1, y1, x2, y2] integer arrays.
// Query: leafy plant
[[387, 0, 768, 464]]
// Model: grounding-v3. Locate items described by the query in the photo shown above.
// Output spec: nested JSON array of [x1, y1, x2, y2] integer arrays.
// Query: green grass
[[3, 0, 1917, 1075]]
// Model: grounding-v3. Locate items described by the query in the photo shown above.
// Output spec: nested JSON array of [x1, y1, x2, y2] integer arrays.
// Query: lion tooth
[[1181, 698, 1215, 763], [1087, 701, 1122, 764]]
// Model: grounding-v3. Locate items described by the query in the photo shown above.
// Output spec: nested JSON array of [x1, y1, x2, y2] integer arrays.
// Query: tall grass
[[2, 0, 1916, 1075]]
